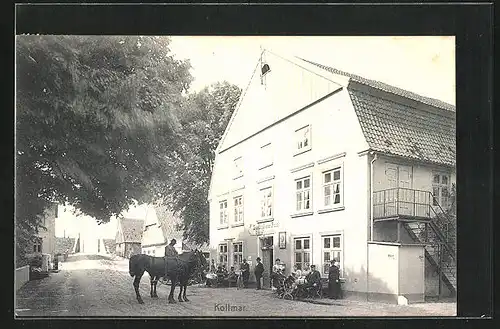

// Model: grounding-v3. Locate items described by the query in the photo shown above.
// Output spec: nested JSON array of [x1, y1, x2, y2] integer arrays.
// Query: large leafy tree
[[164, 82, 242, 245], [16, 36, 192, 263]]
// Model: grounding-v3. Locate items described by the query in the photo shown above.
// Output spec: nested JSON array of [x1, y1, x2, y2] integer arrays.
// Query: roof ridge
[[299, 58, 455, 112]]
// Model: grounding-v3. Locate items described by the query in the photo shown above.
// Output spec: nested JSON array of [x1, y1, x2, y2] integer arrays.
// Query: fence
[[16, 265, 30, 291]]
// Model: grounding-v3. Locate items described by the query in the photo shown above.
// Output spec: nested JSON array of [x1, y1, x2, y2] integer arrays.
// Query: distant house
[[103, 239, 115, 255], [141, 203, 209, 258], [26, 204, 57, 260], [115, 218, 143, 258], [55, 237, 75, 254]]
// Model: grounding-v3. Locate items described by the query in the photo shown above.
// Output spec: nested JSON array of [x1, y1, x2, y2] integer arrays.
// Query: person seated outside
[[271, 259, 285, 290], [227, 266, 238, 287], [292, 264, 303, 279], [305, 264, 322, 291]]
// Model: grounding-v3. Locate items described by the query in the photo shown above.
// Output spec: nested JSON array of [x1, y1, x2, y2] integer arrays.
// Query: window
[[295, 125, 311, 153], [218, 243, 228, 266], [233, 242, 243, 266], [323, 167, 343, 208], [260, 187, 273, 219], [294, 237, 311, 270], [233, 157, 243, 179], [260, 143, 273, 169], [33, 238, 42, 253], [233, 196, 244, 224], [219, 200, 228, 225], [432, 173, 451, 208], [295, 176, 312, 212], [322, 235, 342, 276]]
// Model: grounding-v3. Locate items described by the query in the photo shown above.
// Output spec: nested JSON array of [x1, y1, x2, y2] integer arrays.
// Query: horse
[[129, 249, 206, 304]]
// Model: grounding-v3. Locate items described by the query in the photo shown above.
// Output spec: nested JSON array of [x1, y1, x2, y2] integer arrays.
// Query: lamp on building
[[261, 63, 271, 76]]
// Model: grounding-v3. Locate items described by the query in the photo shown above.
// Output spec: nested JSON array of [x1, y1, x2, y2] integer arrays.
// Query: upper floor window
[[323, 167, 343, 208], [260, 143, 273, 169], [233, 157, 243, 179], [219, 200, 228, 225], [260, 187, 273, 219], [295, 176, 312, 212], [432, 173, 451, 208], [233, 196, 244, 224], [295, 125, 311, 154]]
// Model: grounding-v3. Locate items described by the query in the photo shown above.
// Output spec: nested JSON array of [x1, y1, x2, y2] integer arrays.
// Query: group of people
[[203, 255, 342, 299]]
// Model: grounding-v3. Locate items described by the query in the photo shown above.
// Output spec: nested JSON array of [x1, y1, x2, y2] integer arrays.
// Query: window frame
[[432, 172, 451, 208], [233, 195, 244, 225], [318, 164, 345, 213], [218, 243, 229, 267], [294, 124, 312, 155], [321, 234, 343, 277], [219, 200, 228, 227], [259, 186, 274, 221], [232, 242, 243, 267], [33, 237, 42, 253], [293, 236, 312, 271], [295, 175, 312, 213]]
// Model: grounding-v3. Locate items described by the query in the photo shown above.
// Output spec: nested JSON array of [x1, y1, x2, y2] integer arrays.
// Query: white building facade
[[208, 51, 456, 303]]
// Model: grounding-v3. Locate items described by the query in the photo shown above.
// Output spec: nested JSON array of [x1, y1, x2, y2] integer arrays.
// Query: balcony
[[373, 187, 434, 222]]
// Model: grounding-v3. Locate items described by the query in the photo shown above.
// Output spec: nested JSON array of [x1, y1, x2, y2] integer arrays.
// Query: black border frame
[[7, 2, 494, 328]]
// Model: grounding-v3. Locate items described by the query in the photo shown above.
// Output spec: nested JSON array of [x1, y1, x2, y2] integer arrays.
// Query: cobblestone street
[[15, 254, 456, 317]]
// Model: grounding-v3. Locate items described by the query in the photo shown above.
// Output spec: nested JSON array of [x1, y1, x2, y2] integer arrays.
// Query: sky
[[56, 36, 455, 239], [169, 36, 455, 105]]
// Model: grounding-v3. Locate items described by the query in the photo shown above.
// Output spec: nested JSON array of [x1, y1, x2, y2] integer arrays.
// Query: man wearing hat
[[328, 259, 341, 299], [306, 264, 321, 288], [240, 258, 250, 288], [254, 257, 264, 290], [164, 239, 179, 281]]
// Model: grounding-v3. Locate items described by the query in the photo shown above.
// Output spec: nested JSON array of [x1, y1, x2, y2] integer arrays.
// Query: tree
[[163, 82, 242, 245], [15, 36, 192, 264]]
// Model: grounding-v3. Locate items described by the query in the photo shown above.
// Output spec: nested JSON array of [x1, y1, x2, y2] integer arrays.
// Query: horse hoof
[[138, 300, 144, 304], [168, 299, 176, 304], [178, 298, 184, 302], [184, 298, 190, 302]]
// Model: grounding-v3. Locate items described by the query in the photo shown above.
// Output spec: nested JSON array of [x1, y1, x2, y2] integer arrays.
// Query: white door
[[385, 163, 413, 216]]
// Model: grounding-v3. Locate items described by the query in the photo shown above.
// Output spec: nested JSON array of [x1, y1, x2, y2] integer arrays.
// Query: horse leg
[[153, 276, 159, 298], [150, 275, 155, 298], [178, 282, 184, 302], [133, 273, 145, 304], [168, 277, 176, 304], [182, 282, 189, 302]]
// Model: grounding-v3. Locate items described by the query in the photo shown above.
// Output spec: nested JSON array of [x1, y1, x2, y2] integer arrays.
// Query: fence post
[[414, 190, 417, 216], [383, 190, 386, 217], [396, 188, 399, 215], [438, 243, 442, 299]]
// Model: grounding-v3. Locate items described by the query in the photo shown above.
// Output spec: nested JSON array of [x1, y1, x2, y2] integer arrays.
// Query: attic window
[[261, 63, 271, 76]]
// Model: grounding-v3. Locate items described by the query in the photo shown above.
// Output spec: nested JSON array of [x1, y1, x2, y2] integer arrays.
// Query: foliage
[[16, 36, 192, 264], [163, 82, 242, 245]]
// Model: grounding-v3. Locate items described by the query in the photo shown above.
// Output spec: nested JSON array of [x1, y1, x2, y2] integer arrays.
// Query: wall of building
[[210, 79, 371, 294], [398, 245, 425, 302], [367, 243, 399, 303]]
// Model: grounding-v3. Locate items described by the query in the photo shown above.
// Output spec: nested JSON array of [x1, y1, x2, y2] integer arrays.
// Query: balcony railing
[[373, 187, 433, 220]]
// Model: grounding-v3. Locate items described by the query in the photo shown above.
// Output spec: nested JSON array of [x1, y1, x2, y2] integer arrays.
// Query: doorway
[[385, 163, 413, 216], [260, 236, 274, 289]]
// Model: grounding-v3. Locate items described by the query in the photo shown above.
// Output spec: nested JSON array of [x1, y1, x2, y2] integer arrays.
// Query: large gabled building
[[208, 50, 456, 303]]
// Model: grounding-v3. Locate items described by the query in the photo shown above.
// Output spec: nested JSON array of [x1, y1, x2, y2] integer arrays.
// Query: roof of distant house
[[153, 204, 183, 243], [301, 59, 456, 167], [119, 218, 144, 243]]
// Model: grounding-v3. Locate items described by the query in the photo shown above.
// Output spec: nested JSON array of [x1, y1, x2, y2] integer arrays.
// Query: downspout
[[367, 151, 378, 301]]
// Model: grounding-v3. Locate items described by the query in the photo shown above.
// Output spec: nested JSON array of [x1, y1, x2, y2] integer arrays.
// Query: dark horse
[[129, 249, 206, 304]]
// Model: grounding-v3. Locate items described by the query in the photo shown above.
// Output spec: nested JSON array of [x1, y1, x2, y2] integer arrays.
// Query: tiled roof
[[153, 204, 183, 243], [348, 89, 456, 166], [299, 59, 456, 112], [55, 237, 75, 254], [119, 218, 144, 243]]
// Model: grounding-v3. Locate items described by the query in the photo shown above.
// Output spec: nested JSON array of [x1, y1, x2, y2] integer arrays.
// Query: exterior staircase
[[404, 203, 456, 296]]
